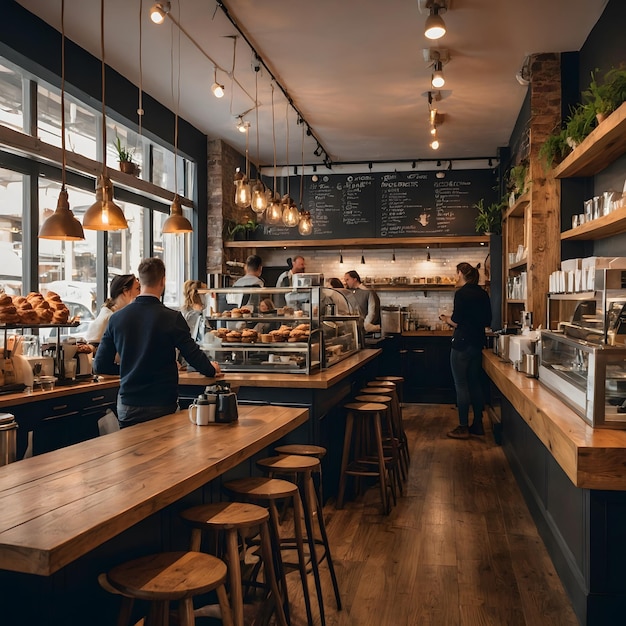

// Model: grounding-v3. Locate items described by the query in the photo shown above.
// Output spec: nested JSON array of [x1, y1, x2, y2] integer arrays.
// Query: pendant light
[[234, 121, 251, 208], [297, 116, 313, 236], [266, 84, 283, 225], [163, 15, 192, 234], [83, 0, 128, 231], [282, 105, 299, 227], [39, 0, 84, 241], [250, 65, 267, 215]]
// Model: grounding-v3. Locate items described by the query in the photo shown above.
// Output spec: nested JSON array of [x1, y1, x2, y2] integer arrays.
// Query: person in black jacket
[[94, 258, 221, 428], [439, 262, 492, 439]]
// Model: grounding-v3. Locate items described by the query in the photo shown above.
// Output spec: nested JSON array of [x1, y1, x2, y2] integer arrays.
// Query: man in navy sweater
[[94, 257, 221, 428]]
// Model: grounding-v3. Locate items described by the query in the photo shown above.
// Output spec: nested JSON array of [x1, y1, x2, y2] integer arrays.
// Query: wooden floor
[[280, 403, 579, 626]]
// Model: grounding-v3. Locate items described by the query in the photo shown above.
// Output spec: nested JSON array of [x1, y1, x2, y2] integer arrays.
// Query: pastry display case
[[198, 287, 361, 373], [538, 330, 626, 428]]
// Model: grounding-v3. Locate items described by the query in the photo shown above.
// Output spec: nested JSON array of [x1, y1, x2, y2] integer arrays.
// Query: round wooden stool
[[104, 551, 233, 626], [180, 502, 287, 626], [337, 401, 392, 515], [257, 455, 342, 624], [223, 477, 315, 626], [275, 443, 327, 510], [376, 375, 405, 405], [354, 395, 402, 497]]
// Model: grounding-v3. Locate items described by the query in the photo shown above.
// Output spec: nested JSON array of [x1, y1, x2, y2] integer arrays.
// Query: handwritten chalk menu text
[[253, 169, 495, 240]]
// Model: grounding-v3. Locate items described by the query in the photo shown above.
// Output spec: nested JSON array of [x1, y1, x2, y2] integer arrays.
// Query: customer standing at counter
[[344, 270, 381, 333], [180, 279, 207, 340], [440, 262, 492, 440], [94, 257, 221, 428], [85, 274, 140, 347]]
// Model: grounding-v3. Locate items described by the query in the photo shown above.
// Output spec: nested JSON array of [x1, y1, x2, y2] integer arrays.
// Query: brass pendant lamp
[[250, 67, 267, 215], [297, 119, 313, 236], [266, 85, 283, 225], [281, 105, 299, 227], [83, 0, 128, 231], [39, 0, 84, 241]]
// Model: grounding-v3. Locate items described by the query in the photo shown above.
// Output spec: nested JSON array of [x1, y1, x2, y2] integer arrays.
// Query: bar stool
[[274, 444, 327, 508], [354, 394, 402, 499], [103, 551, 234, 626], [224, 476, 315, 626], [365, 380, 410, 472], [180, 501, 288, 626], [336, 401, 392, 515], [376, 375, 405, 406], [257, 454, 342, 624]]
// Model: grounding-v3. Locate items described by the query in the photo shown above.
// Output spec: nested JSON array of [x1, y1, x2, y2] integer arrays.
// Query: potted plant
[[474, 198, 503, 235], [583, 66, 626, 122], [226, 218, 259, 241], [564, 102, 596, 148], [115, 136, 139, 176], [508, 162, 528, 198], [539, 127, 569, 171]]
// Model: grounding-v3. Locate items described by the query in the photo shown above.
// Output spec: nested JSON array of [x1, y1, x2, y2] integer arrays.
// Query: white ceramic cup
[[188, 398, 211, 425]]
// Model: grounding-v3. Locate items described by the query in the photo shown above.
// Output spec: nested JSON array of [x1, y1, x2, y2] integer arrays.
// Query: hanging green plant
[[539, 127, 569, 171], [474, 198, 503, 235], [507, 162, 528, 198]]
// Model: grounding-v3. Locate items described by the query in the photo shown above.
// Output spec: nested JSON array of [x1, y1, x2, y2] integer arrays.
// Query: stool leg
[[259, 520, 289, 626], [268, 501, 293, 625], [179, 598, 195, 626], [224, 528, 245, 626], [291, 492, 316, 626], [306, 471, 342, 611], [116, 597, 134, 626], [216, 583, 235, 626], [146, 600, 168, 626], [373, 412, 390, 515], [336, 412, 354, 509], [299, 471, 326, 626], [189, 527, 202, 552]]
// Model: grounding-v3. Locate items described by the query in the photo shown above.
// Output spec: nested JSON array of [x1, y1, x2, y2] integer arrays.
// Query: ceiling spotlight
[[430, 138, 440, 150], [427, 250, 432, 261], [339, 251, 344, 264], [150, 1, 170, 24], [425, 2, 447, 40], [488, 158, 493, 167], [314, 144, 322, 157], [431, 60, 445, 88], [436, 170, 445, 179], [236, 117, 250, 133], [361, 254, 366, 265], [211, 69, 224, 98], [392, 251, 396, 263], [430, 126, 437, 136]]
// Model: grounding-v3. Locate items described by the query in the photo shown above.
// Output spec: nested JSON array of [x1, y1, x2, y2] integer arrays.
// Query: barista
[[344, 270, 381, 333]]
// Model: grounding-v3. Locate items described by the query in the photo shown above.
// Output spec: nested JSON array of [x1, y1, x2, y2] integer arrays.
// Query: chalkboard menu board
[[254, 169, 495, 241]]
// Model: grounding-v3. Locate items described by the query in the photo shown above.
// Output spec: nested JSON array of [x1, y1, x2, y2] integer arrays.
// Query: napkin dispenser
[[508, 336, 536, 364], [205, 382, 238, 423]]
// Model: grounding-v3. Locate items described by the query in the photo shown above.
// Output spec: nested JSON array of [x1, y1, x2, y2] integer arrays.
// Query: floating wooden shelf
[[561, 204, 626, 240], [503, 191, 530, 220], [553, 101, 626, 179], [509, 258, 528, 270], [224, 236, 489, 249]]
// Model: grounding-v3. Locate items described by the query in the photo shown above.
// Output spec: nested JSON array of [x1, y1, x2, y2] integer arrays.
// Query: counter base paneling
[[485, 351, 626, 625]]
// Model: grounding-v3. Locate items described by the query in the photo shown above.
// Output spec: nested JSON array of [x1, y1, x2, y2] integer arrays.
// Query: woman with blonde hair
[[181, 279, 207, 339]]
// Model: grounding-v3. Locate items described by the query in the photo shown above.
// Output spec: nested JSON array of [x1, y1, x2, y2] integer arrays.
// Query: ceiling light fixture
[[339, 251, 344, 264], [424, 1, 447, 40], [266, 84, 283, 225], [392, 250, 396, 263], [39, 0, 84, 241], [83, 0, 128, 231], [431, 60, 445, 88], [314, 144, 322, 157], [150, 1, 170, 24], [250, 66, 267, 215], [282, 104, 300, 228], [211, 68, 224, 98], [361, 254, 366, 265], [430, 137, 440, 150]]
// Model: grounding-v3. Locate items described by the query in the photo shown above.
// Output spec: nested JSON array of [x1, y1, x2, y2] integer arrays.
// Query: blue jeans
[[117, 401, 179, 428], [450, 345, 484, 427]]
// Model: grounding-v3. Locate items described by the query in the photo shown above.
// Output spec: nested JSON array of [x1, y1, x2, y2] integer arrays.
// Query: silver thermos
[[524, 353, 539, 378], [0, 413, 18, 466]]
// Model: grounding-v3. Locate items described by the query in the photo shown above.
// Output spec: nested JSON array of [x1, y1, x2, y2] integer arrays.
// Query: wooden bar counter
[[483, 349, 626, 624], [0, 404, 308, 576]]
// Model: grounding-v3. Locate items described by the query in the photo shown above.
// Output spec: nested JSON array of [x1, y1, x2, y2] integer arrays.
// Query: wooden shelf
[[367, 284, 456, 292], [503, 191, 530, 220], [509, 258, 528, 270], [224, 236, 489, 249], [506, 299, 526, 305], [553, 101, 626, 178], [561, 204, 626, 240]]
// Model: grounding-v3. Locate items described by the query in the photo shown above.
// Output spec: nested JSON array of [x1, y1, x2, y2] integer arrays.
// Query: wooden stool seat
[[258, 454, 320, 473], [224, 477, 315, 626], [105, 551, 233, 626], [359, 386, 392, 395], [376, 376, 405, 405], [367, 380, 396, 389], [181, 502, 287, 626], [275, 443, 327, 458], [354, 394, 391, 404], [337, 402, 393, 514]]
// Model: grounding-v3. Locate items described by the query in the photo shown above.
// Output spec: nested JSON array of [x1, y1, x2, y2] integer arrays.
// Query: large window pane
[[0, 168, 24, 295], [37, 85, 98, 160], [107, 202, 145, 280], [0, 62, 24, 132]]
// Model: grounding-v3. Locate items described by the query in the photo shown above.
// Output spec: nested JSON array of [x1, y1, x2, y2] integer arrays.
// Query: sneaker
[[469, 422, 485, 436], [447, 425, 469, 440]]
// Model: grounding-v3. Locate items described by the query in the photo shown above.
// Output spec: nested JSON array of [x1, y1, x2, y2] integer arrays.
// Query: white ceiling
[[17, 0, 609, 171]]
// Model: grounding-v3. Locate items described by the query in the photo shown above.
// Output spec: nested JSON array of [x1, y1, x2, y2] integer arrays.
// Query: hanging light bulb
[[431, 60, 445, 88], [298, 211, 313, 236], [39, 0, 84, 241], [250, 180, 268, 214], [281, 194, 300, 227], [430, 137, 440, 150], [234, 173, 252, 208], [150, 1, 170, 24], [162, 194, 193, 233], [211, 68, 225, 98], [425, 3, 446, 40], [84, 0, 128, 231], [266, 193, 283, 224]]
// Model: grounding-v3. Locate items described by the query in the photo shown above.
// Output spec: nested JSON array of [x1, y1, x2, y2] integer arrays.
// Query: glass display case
[[197, 286, 361, 373], [538, 330, 626, 428]]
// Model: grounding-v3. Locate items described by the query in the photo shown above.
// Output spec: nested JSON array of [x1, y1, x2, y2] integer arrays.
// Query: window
[[0, 61, 24, 133], [0, 168, 23, 295]]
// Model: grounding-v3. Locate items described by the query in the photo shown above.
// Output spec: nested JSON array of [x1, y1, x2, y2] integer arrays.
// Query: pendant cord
[[137, 0, 143, 136], [100, 0, 106, 174], [271, 84, 277, 194], [61, 0, 66, 189]]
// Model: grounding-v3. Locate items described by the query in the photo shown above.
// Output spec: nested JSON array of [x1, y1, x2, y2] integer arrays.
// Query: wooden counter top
[[179, 348, 381, 389], [0, 404, 308, 575], [483, 350, 626, 491]]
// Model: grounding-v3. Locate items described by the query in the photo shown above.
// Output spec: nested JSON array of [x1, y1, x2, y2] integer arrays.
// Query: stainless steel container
[[0, 413, 18, 466], [381, 306, 402, 335], [524, 353, 539, 378]]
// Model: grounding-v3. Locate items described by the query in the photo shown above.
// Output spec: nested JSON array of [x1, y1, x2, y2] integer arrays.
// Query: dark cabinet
[[399, 336, 455, 403]]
